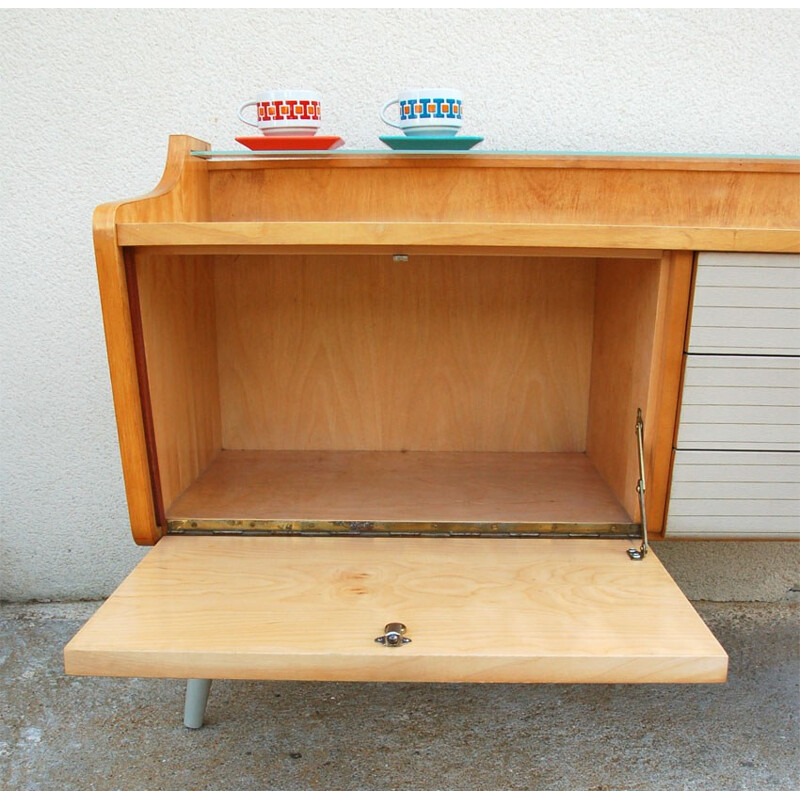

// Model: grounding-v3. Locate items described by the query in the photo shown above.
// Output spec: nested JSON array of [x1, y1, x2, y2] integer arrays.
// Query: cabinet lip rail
[[115, 220, 800, 254]]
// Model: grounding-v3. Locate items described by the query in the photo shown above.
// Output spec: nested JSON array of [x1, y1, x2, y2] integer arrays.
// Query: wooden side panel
[[643, 251, 695, 535], [585, 252, 692, 531], [214, 255, 595, 452], [586, 258, 662, 521], [93, 211, 160, 543], [64, 536, 727, 683], [135, 254, 222, 512], [93, 135, 211, 544]]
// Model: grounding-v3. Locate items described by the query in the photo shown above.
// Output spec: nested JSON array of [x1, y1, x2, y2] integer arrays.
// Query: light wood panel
[[205, 158, 800, 242], [135, 254, 222, 511], [166, 450, 633, 531], [117, 220, 800, 253], [64, 535, 727, 682], [642, 251, 695, 536], [585, 258, 664, 523], [214, 255, 595, 452], [93, 135, 211, 544]]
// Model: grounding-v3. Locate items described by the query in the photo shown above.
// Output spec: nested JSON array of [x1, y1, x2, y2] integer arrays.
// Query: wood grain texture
[[205, 159, 800, 240], [214, 255, 595, 452], [123, 251, 165, 526], [118, 221, 800, 253], [585, 252, 693, 535], [93, 207, 159, 543], [585, 258, 663, 522], [92, 135, 211, 544], [135, 254, 222, 510], [64, 535, 727, 683], [642, 251, 695, 536], [166, 450, 633, 529]]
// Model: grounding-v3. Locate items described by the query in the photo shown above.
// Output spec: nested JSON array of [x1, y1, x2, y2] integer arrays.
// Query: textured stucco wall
[[1, 9, 798, 602]]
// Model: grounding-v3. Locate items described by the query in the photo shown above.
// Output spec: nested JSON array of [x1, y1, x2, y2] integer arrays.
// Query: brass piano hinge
[[167, 526, 641, 541]]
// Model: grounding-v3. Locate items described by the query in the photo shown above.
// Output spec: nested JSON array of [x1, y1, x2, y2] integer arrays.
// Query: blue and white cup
[[380, 88, 463, 137]]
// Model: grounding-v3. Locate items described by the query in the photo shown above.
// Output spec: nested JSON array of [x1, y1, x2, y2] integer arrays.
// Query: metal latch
[[375, 622, 411, 647]]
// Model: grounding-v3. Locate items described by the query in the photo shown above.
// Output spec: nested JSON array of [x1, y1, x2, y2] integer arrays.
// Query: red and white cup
[[238, 90, 321, 136]]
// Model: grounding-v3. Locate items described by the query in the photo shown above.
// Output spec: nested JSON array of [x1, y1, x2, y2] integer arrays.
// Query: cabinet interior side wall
[[585, 257, 664, 522], [213, 254, 596, 453], [134, 252, 222, 513]]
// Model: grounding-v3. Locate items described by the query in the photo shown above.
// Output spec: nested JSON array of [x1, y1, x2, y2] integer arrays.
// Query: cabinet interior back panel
[[677, 355, 800, 450], [213, 255, 596, 452], [667, 451, 800, 539], [688, 252, 800, 355]]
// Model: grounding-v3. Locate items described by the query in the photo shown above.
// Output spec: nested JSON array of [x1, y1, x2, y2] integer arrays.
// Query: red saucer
[[236, 135, 344, 151]]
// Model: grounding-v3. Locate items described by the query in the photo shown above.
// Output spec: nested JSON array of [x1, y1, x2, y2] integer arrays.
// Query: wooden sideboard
[[65, 136, 800, 726]]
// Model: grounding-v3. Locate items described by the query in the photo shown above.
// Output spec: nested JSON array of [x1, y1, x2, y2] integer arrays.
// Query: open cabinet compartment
[[69, 137, 800, 695], [136, 249, 680, 538]]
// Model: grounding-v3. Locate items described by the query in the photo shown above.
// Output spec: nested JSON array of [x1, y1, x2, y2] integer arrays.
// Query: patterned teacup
[[380, 88, 463, 137], [238, 90, 321, 136]]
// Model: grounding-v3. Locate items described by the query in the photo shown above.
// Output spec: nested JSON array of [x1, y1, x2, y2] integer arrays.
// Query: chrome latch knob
[[375, 622, 411, 647]]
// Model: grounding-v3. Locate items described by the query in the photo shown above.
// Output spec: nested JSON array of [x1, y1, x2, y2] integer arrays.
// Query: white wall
[[1, 9, 798, 601]]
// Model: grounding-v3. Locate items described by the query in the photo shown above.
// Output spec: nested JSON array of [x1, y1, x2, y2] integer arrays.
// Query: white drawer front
[[688, 252, 800, 355], [677, 355, 800, 450], [667, 451, 800, 540]]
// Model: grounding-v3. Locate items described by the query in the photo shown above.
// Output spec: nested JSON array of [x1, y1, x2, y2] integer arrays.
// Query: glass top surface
[[191, 148, 800, 160]]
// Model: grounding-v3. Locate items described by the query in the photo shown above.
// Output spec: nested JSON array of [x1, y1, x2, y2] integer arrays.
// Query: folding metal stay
[[627, 408, 649, 561]]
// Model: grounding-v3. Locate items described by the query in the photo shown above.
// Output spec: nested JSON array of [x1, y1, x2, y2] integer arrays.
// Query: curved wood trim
[[93, 135, 210, 545]]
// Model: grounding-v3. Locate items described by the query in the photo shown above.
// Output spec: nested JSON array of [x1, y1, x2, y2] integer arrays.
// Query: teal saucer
[[379, 135, 484, 151]]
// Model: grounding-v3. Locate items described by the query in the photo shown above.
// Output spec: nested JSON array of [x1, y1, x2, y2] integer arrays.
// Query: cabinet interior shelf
[[166, 450, 638, 535]]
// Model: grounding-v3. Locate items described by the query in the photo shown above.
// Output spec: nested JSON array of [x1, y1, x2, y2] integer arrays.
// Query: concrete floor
[[1, 601, 798, 791]]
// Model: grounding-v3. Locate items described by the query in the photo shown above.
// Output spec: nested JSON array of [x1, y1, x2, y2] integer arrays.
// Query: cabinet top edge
[[191, 150, 800, 173]]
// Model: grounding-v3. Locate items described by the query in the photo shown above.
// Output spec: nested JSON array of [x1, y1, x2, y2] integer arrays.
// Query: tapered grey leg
[[183, 679, 212, 729]]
